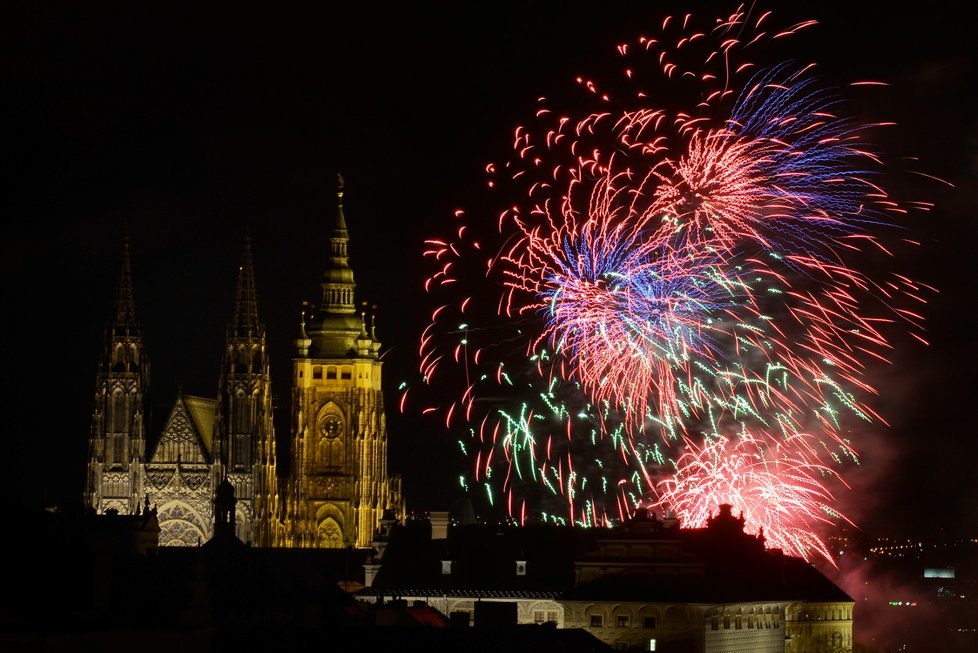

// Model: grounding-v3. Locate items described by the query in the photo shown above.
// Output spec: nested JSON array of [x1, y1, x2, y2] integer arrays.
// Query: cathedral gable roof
[[183, 394, 217, 453], [148, 394, 216, 465]]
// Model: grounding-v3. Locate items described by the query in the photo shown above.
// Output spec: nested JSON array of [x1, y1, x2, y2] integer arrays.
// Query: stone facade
[[85, 177, 403, 548]]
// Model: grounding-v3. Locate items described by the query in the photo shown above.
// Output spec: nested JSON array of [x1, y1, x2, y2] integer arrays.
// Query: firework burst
[[405, 4, 931, 564]]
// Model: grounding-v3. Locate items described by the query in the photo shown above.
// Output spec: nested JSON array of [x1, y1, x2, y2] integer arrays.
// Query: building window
[[326, 367, 337, 380], [616, 615, 630, 628], [112, 434, 124, 465], [735, 615, 742, 629], [234, 397, 250, 434], [643, 617, 657, 629], [534, 611, 545, 624], [590, 615, 603, 628], [341, 368, 352, 380], [723, 615, 730, 630], [711, 617, 719, 631], [313, 367, 322, 380], [748, 614, 755, 629], [516, 561, 527, 576], [441, 560, 453, 575], [112, 393, 127, 433]]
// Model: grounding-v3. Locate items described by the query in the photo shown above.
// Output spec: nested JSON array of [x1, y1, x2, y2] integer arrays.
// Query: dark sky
[[2, 2, 975, 540]]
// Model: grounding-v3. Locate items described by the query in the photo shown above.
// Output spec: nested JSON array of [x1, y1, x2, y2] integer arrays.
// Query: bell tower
[[85, 227, 149, 514], [285, 174, 403, 548]]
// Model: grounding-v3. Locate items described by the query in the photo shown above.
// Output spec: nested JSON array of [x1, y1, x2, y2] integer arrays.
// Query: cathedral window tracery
[[316, 408, 344, 472]]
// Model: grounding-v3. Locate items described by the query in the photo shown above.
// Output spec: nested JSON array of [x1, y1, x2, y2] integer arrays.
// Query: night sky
[[3, 2, 975, 541]]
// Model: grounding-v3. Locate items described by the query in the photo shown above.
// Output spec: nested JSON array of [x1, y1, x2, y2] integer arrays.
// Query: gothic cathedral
[[85, 175, 404, 548]]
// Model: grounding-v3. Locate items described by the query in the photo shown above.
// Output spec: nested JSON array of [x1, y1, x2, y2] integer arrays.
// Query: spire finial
[[333, 172, 348, 234], [299, 302, 310, 339]]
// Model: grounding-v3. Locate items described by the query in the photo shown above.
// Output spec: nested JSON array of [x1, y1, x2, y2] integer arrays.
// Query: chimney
[[363, 558, 381, 587], [429, 511, 450, 540]]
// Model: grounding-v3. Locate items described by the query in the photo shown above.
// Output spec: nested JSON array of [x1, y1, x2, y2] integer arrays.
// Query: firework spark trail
[[407, 5, 930, 564], [650, 433, 851, 563]]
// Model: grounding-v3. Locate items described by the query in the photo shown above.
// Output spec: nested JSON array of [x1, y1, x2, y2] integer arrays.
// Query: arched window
[[317, 410, 344, 472], [234, 394, 250, 434], [234, 433, 249, 467], [318, 518, 343, 548], [112, 393, 127, 433], [112, 434, 124, 465]]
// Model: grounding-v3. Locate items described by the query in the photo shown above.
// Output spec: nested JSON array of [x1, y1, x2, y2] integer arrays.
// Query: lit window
[[617, 615, 630, 628], [534, 611, 545, 624], [590, 615, 603, 628]]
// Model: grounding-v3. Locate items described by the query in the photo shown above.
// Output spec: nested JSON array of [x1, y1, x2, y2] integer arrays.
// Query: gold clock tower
[[282, 173, 404, 548]]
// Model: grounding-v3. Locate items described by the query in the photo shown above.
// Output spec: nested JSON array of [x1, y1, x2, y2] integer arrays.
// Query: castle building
[[358, 505, 855, 653], [84, 175, 404, 548]]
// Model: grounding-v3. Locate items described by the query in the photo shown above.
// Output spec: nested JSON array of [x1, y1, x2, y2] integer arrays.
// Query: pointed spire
[[320, 172, 356, 314], [295, 303, 312, 356], [113, 225, 139, 331], [359, 302, 369, 339], [228, 227, 262, 337], [369, 304, 382, 356]]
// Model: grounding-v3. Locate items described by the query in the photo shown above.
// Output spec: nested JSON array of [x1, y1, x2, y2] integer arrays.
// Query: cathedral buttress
[[86, 228, 149, 514]]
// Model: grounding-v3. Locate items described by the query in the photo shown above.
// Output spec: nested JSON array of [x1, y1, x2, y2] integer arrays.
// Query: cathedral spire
[[320, 172, 356, 315], [228, 227, 262, 338], [86, 224, 149, 516], [113, 225, 138, 333]]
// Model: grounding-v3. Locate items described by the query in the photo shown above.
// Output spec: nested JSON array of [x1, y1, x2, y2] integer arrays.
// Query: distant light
[[924, 568, 955, 578]]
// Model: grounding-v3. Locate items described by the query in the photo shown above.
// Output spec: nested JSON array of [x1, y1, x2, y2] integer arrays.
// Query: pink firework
[[650, 434, 853, 564], [407, 4, 933, 564]]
